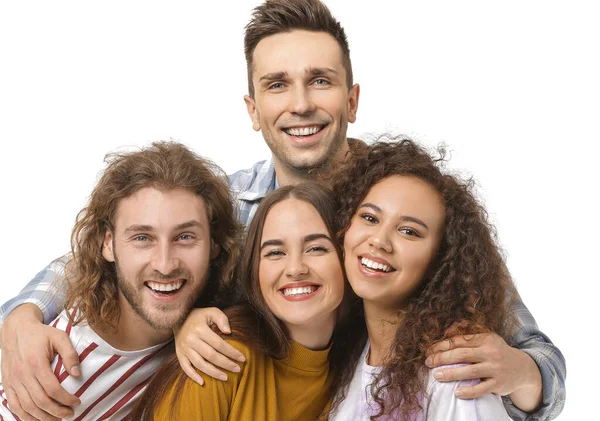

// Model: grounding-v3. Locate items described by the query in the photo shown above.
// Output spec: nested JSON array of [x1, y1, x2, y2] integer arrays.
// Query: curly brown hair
[[63, 141, 241, 330], [330, 137, 518, 419]]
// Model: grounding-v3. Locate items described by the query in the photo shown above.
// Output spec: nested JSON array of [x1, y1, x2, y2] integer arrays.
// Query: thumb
[[52, 332, 81, 377]]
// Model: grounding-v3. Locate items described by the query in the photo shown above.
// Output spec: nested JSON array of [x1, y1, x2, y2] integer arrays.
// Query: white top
[[329, 341, 511, 421], [0, 309, 172, 420]]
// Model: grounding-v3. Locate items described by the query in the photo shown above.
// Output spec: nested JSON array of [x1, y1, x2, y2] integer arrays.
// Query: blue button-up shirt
[[0, 157, 565, 420]]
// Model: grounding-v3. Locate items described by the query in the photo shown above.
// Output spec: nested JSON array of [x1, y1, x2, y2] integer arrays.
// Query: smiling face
[[244, 30, 359, 177], [343, 175, 446, 310], [258, 198, 344, 339], [102, 187, 217, 331]]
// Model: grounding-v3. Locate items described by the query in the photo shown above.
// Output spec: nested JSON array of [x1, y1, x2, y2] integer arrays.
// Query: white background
[[0, 1, 597, 419]]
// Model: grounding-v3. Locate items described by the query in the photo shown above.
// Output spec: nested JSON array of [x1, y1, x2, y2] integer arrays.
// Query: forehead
[[364, 175, 445, 221], [262, 198, 329, 239], [252, 30, 345, 80], [113, 187, 209, 229]]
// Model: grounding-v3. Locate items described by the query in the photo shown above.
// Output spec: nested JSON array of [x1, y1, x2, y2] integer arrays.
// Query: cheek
[[258, 96, 285, 120], [116, 247, 146, 276], [319, 90, 347, 116], [258, 262, 275, 298], [401, 245, 437, 282], [324, 258, 345, 291]]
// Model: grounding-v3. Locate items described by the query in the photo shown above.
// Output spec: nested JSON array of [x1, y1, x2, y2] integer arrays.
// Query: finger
[[426, 334, 482, 356], [195, 340, 242, 373], [5, 387, 40, 421], [179, 357, 205, 386], [432, 362, 489, 382], [36, 367, 80, 407], [10, 383, 61, 421], [52, 333, 81, 378], [187, 351, 228, 381], [202, 331, 245, 363], [425, 347, 484, 368], [455, 378, 497, 400], [25, 376, 75, 420]]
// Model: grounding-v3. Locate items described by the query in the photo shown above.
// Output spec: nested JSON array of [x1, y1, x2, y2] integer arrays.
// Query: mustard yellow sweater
[[154, 339, 332, 421]]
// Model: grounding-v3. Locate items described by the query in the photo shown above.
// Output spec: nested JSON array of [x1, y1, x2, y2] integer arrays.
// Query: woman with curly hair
[[328, 138, 517, 420]]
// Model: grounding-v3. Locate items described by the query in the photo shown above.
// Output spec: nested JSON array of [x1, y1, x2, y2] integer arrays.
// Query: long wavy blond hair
[[63, 141, 241, 330]]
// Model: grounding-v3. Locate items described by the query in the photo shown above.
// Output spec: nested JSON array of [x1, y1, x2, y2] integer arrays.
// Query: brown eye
[[399, 228, 420, 238], [360, 213, 378, 224]]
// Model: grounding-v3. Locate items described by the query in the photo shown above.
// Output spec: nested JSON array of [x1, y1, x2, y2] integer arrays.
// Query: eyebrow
[[260, 232, 333, 251], [307, 67, 338, 77], [259, 71, 288, 83], [258, 67, 339, 84], [358, 203, 430, 231], [123, 220, 204, 234]]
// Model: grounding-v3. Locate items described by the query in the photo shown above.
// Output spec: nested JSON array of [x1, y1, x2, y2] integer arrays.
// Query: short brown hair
[[63, 141, 241, 329], [244, 0, 353, 97]]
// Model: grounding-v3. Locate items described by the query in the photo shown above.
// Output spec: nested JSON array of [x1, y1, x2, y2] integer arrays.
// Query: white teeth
[[285, 126, 321, 136], [282, 286, 317, 296], [147, 280, 183, 293], [361, 257, 392, 273]]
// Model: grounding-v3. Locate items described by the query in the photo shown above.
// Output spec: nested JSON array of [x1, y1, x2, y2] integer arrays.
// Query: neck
[[285, 313, 335, 351], [93, 293, 172, 351], [273, 140, 350, 188], [363, 300, 403, 366]]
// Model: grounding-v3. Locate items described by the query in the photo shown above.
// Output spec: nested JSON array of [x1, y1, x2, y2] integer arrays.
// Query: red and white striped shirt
[[0, 309, 172, 420]]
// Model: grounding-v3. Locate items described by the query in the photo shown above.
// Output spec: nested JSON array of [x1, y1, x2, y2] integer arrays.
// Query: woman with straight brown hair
[[132, 183, 348, 421]]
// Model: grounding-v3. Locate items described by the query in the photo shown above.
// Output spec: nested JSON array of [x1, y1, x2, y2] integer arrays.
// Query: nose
[[368, 225, 393, 253], [289, 85, 316, 115], [285, 252, 309, 279], [151, 242, 179, 275]]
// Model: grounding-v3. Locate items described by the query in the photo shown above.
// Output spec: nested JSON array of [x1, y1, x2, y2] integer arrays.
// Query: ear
[[102, 229, 115, 262], [347, 83, 360, 123], [210, 238, 221, 260], [244, 95, 261, 132]]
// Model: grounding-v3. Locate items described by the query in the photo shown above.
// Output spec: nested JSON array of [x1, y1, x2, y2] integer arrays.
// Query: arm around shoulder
[[0, 255, 71, 325], [507, 294, 566, 420]]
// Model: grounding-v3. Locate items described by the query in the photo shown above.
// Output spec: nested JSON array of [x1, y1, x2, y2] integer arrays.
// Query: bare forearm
[[0, 303, 44, 347], [508, 351, 543, 413]]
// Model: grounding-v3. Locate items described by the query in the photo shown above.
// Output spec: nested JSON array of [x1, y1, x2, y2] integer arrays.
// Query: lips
[[358, 255, 396, 275], [145, 279, 186, 295], [283, 125, 325, 137], [278, 282, 322, 301]]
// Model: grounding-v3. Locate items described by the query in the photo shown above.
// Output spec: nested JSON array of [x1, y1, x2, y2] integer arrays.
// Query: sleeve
[[503, 294, 566, 421], [0, 255, 70, 326], [426, 371, 512, 421]]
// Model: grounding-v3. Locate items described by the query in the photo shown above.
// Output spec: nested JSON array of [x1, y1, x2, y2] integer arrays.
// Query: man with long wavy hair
[[0, 141, 240, 420]]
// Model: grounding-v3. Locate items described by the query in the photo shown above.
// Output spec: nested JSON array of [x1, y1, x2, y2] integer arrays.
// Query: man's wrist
[[508, 349, 543, 413], [12, 303, 44, 324]]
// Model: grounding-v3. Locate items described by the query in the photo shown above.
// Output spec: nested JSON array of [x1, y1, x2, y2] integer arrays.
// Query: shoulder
[[228, 159, 270, 188]]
